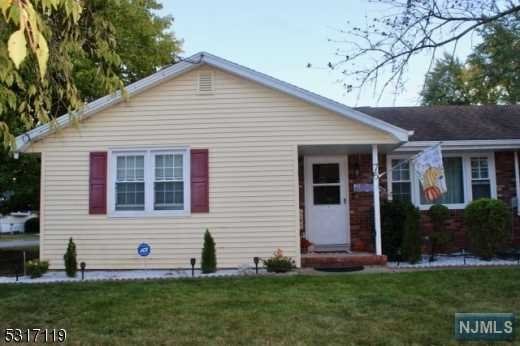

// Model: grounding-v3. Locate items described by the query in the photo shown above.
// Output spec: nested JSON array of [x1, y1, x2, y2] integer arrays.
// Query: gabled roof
[[357, 105, 520, 141], [15, 52, 410, 152]]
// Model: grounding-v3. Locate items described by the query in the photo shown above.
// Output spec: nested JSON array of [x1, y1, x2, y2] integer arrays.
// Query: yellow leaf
[[0, 0, 12, 17], [35, 32, 49, 80], [7, 29, 27, 69]]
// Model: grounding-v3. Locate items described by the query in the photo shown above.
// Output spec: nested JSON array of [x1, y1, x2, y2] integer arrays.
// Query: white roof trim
[[15, 51, 409, 152], [396, 139, 520, 152]]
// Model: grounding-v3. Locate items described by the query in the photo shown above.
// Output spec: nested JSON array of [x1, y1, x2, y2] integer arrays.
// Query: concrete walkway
[[0, 239, 39, 250]]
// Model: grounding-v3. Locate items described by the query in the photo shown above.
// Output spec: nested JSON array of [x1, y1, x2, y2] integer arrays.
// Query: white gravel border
[[0, 268, 268, 284], [389, 254, 520, 268]]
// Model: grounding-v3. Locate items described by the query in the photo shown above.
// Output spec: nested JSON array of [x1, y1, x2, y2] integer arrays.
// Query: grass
[[1, 268, 519, 345]]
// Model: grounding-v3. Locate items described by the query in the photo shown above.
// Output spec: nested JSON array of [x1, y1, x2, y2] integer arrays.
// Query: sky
[[159, 1, 476, 107]]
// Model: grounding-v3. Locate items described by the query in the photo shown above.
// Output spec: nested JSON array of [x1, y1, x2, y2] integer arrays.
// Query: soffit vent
[[198, 71, 214, 94]]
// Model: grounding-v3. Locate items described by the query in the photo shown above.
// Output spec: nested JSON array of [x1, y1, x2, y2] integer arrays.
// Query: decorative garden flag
[[413, 144, 447, 201]]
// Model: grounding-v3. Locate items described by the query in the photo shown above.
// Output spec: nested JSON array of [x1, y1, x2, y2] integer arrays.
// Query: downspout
[[515, 151, 520, 216]]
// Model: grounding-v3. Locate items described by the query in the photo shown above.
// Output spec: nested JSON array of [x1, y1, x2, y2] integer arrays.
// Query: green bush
[[24, 217, 39, 234], [201, 229, 217, 274], [381, 200, 411, 261], [63, 237, 77, 277], [263, 249, 295, 273], [401, 205, 422, 263], [428, 204, 451, 260], [464, 198, 511, 260], [26, 259, 49, 278]]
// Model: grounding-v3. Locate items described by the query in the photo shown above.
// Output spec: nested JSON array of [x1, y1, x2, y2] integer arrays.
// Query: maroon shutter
[[191, 149, 209, 213], [89, 152, 107, 214]]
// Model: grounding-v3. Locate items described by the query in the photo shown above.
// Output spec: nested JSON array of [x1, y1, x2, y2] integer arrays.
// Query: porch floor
[[301, 252, 387, 268]]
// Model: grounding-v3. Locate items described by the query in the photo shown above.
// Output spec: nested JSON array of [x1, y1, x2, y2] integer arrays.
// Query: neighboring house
[[0, 212, 38, 233], [14, 52, 520, 269]]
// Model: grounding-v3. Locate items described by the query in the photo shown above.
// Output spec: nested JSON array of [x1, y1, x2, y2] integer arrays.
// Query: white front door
[[304, 156, 349, 246]]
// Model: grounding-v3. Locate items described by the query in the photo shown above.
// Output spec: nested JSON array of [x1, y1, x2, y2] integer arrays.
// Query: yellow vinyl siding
[[30, 66, 397, 269]]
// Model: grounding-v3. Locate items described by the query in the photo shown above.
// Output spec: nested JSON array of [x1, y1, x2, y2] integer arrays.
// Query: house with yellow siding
[[15, 52, 520, 269]]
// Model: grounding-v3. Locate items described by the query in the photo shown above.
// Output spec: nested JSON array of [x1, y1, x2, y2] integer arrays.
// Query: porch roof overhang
[[298, 143, 401, 156], [395, 139, 520, 152]]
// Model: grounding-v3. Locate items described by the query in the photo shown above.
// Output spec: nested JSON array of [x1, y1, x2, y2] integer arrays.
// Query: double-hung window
[[111, 149, 189, 216], [154, 153, 185, 210], [115, 155, 145, 211], [390, 159, 412, 202], [388, 153, 496, 209], [470, 157, 491, 199]]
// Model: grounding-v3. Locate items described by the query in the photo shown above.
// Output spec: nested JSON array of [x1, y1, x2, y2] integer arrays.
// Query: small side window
[[471, 157, 491, 199], [390, 159, 411, 202]]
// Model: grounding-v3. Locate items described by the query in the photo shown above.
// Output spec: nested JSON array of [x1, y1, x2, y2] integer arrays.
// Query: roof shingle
[[357, 105, 520, 141]]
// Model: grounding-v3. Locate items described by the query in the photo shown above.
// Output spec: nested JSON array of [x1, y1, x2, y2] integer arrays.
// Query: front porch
[[298, 144, 393, 267], [301, 252, 387, 268]]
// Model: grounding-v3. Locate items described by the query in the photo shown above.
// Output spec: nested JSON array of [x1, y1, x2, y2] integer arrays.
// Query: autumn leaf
[[35, 32, 49, 80], [7, 29, 27, 69], [0, 0, 12, 17]]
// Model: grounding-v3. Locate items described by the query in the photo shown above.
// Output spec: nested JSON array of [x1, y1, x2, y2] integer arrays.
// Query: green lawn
[[1, 268, 519, 345]]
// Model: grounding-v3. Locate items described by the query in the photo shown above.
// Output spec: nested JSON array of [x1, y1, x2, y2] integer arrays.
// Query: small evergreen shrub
[[429, 204, 451, 260], [464, 198, 510, 260], [263, 249, 295, 273], [201, 229, 217, 273], [24, 217, 39, 234], [26, 260, 49, 278], [381, 200, 410, 261], [63, 237, 78, 277], [401, 204, 422, 263]]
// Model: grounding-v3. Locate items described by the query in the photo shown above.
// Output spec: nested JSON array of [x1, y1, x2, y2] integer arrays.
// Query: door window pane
[[313, 164, 339, 184], [313, 186, 340, 205]]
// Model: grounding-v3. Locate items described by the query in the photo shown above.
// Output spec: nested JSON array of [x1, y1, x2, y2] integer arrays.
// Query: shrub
[[263, 249, 295, 273], [63, 238, 77, 277], [24, 217, 39, 234], [26, 260, 49, 278], [381, 200, 410, 261], [401, 204, 422, 263], [428, 204, 451, 260], [201, 229, 217, 274], [464, 198, 511, 260]]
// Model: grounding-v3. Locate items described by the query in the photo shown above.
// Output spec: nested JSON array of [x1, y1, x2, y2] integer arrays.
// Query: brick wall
[[299, 150, 520, 253], [495, 152, 520, 245]]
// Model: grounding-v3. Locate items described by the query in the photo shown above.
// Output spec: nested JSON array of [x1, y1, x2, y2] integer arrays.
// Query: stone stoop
[[301, 252, 387, 268]]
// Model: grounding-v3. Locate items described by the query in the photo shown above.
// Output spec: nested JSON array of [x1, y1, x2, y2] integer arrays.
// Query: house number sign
[[353, 183, 373, 193]]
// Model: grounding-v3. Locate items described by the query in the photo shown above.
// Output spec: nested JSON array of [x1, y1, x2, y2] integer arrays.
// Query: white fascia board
[[15, 51, 409, 152], [395, 139, 520, 152]]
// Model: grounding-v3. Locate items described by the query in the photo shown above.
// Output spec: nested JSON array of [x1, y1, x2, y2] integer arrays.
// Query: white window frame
[[387, 158, 413, 202], [387, 152, 497, 210], [108, 147, 191, 217]]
